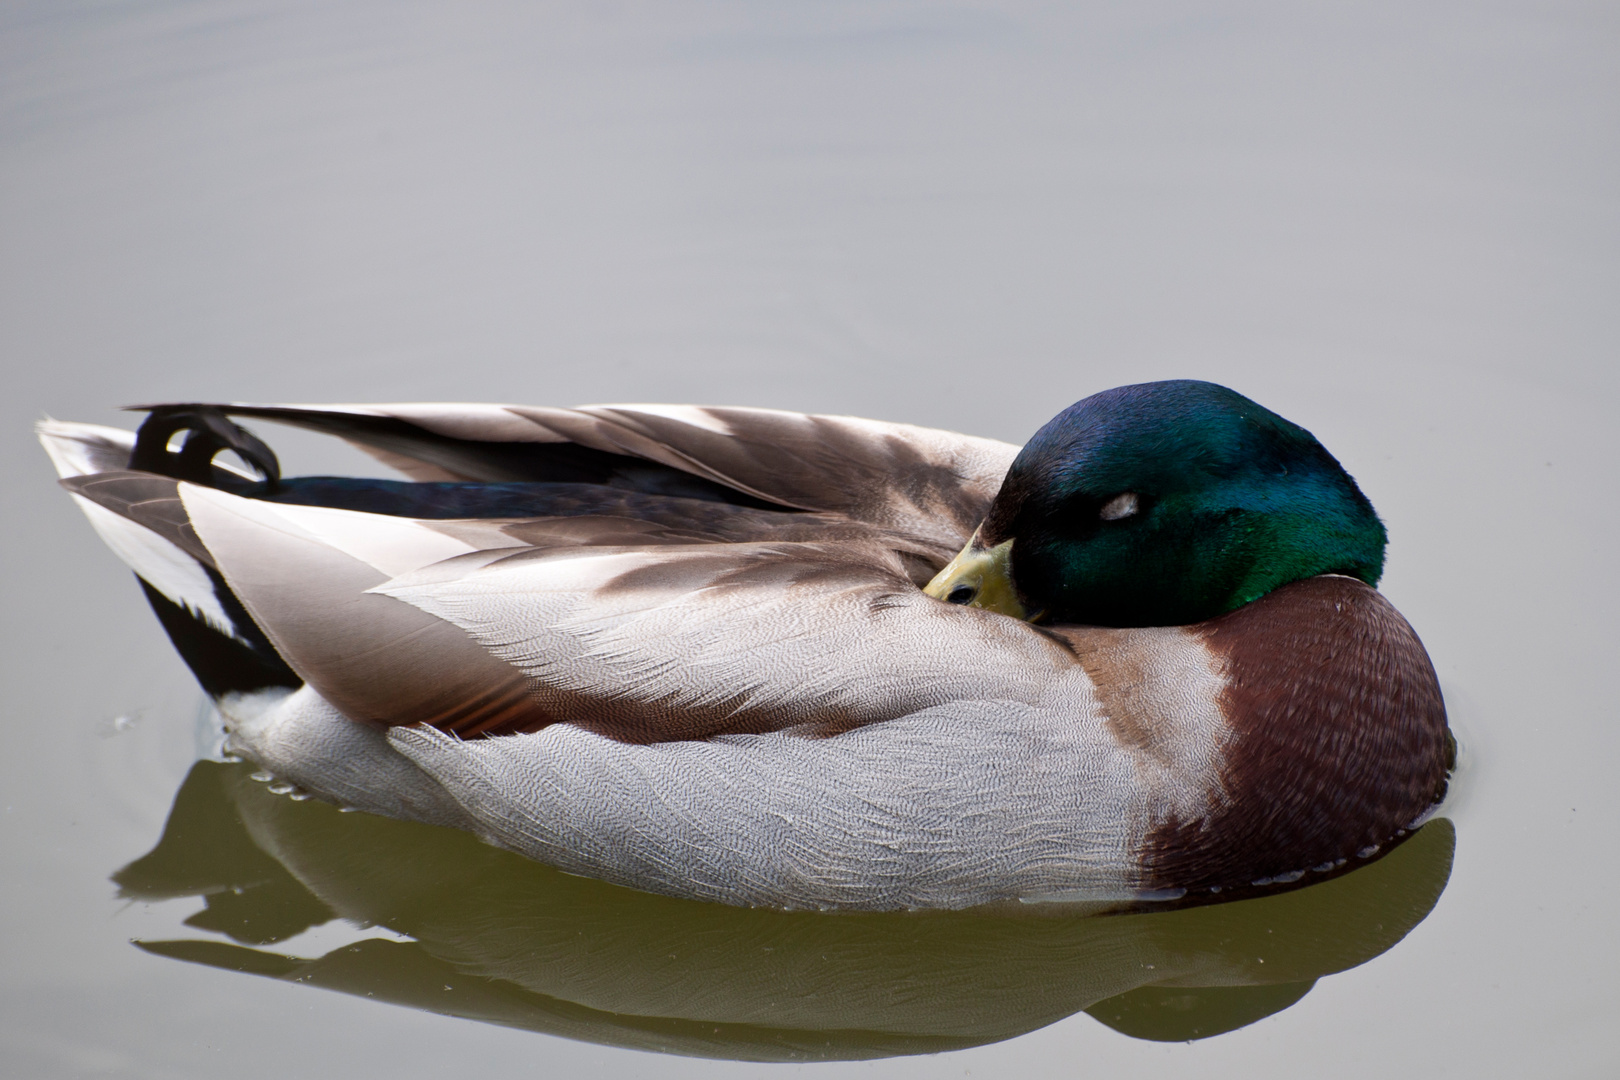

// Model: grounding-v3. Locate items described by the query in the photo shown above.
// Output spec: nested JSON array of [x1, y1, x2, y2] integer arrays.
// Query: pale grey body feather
[[41, 405, 1236, 910], [216, 684, 1211, 910]]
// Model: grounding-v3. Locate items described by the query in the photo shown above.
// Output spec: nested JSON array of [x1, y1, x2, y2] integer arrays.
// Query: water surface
[[3, 3, 1617, 1077]]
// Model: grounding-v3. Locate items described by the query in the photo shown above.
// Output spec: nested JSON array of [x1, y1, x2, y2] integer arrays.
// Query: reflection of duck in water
[[118, 760, 1456, 1059], [42, 380, 1452, 909]]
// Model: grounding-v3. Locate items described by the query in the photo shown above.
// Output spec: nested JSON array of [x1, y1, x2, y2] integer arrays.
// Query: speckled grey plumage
[[41, 405, 1238, 909]]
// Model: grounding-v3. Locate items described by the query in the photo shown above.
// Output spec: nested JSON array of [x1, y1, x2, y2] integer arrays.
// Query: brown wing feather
[[193, 402, 1014, 548], [525, 405, 1015, 545], [98, 403, 1025, 742], [375, 537, 1083, 743], [61, 472, 216, 568], [464, 506, 957, 587], [179, 486, 551, 736]]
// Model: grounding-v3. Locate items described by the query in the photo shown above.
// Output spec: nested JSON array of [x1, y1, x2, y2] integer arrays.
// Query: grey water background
[[1, 1, 1615, 1076]]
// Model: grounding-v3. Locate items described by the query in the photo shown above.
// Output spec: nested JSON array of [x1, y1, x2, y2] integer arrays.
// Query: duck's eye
[[946, 583, 978, 605], [1099, 492, 1140, 521]]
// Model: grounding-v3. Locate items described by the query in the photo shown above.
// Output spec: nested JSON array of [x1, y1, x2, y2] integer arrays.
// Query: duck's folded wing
[[169, 482, 1077, 741], [206, 403, 1017, 550], [371, 537, 1081, 742], [140, 482, 552, 734]]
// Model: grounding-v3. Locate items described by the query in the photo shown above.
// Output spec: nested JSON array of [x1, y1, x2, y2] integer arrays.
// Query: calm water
[[3, 3, 1617, 1077]]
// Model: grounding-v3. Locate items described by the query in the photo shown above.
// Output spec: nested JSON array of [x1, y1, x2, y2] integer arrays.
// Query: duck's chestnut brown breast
[[1141, 575, 1452, 894]]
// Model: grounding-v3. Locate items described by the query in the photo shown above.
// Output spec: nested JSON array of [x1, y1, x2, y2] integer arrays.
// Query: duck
[[39, 380, 1453, 911]]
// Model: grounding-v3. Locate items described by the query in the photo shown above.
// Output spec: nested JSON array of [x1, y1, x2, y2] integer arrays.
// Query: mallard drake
[[40, 380, 1452, 910]]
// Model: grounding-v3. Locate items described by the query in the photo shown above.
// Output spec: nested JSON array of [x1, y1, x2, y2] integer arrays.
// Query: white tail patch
[[36, 419, 135, 479], [70, 494, 244, 641]]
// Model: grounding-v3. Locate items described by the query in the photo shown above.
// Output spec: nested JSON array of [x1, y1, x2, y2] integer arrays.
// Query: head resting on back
[[924, 380, 1387, 627]]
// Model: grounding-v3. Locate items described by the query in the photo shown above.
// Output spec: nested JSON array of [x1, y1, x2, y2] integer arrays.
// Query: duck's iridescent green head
[[925, 380, 1386, 627]]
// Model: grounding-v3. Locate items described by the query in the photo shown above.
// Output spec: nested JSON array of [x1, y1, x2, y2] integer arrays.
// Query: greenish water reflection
[[116, 761, 1453, 1062]]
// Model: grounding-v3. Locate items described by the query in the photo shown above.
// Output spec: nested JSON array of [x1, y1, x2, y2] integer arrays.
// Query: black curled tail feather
[[128, 405, 281, 490]]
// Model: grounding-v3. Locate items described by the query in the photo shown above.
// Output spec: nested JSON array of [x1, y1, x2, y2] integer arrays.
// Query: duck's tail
[[38, 414, 303, 700]]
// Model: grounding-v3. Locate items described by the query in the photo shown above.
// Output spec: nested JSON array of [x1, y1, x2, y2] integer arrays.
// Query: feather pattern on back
[[38, 400, 1452, 910]]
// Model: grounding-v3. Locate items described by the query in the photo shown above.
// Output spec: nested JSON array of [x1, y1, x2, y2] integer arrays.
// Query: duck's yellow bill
[[922, 537, 1031, 620]]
